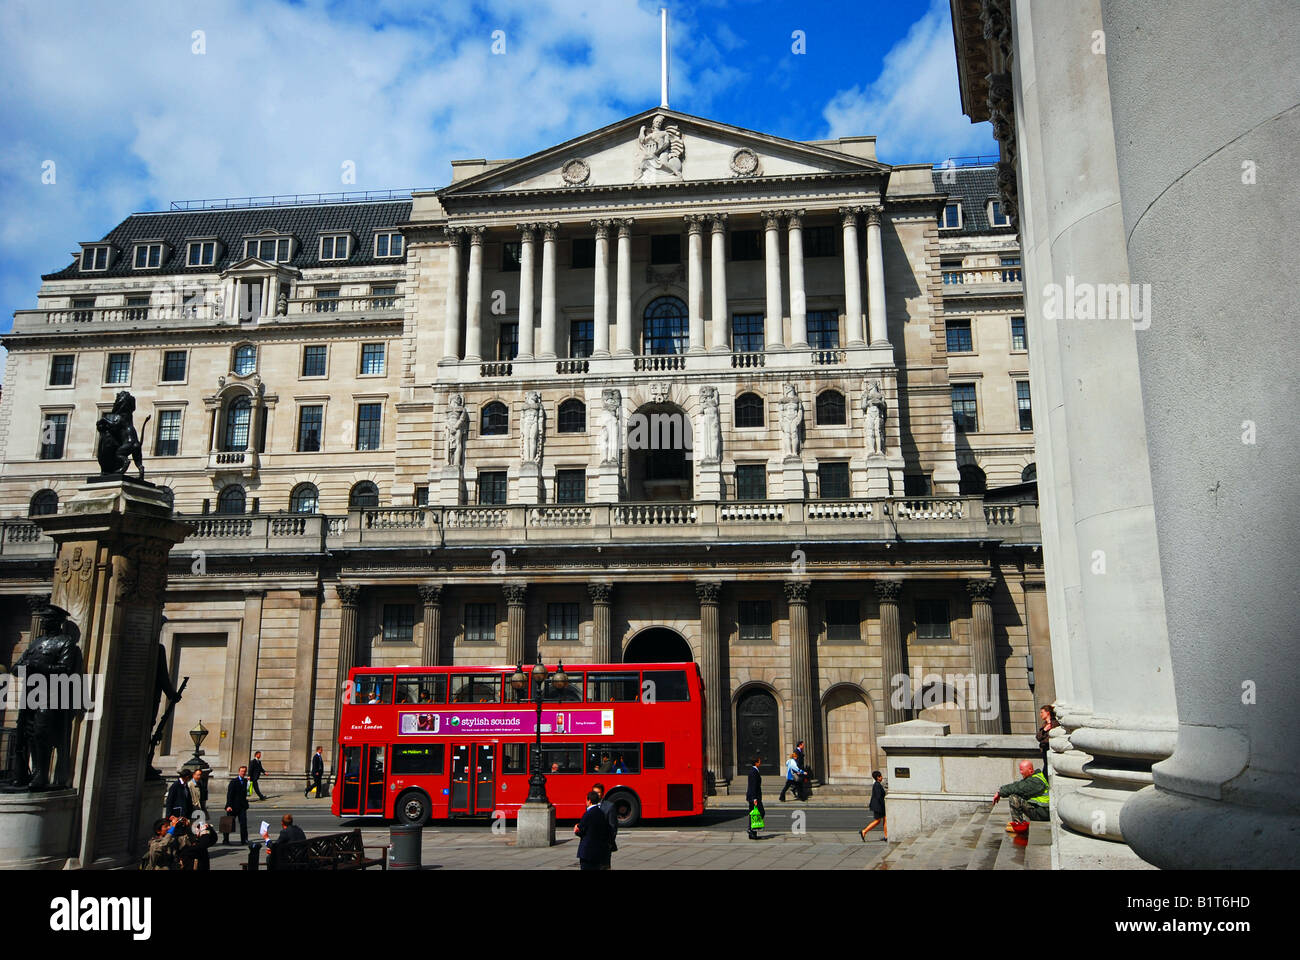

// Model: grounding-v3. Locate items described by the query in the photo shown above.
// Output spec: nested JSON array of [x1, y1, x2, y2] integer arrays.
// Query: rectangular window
[[547, 603, 579, 642], [952, 384, 978, 433], [737, 600, 772, 642], [81, 247, 109, 271], [825, 599, 860, 642], [105, 353, 131, 384], [501, 241, 521, 272], [941, 202, 962, 229], [915, 599, 952, 640], [569, 320, 593, 359], [464, 604, 497, 643], [807, 310, 840, 349], [904, 474, 931, 497], [395, 674, 447, 705], [297, 406, 323, 452], [39, 413, 68, 460], [497, 323, 518, 361], [642, 669, 690, 702], [187, 241, 216, 266], [1000, 256, 1022, 282], [735, 464, 767, 501], [414, 485, 429, 506], [370, 285, 398, 309], [355, 674, 393, 704], [382, 604, 416, 643], [531, 743, 583, 775], [155, 410, 182, 456], [941, 260, 964, 285], [391, 744, 444, 775], [374, 232, 403, 258], [989, 200, 1010, 227], [730, 229, 762, 261], [125, 296, 150, 322], [732, 314, 764, 353], [556, 469, 586, 504], [360, 343, 386, 375], [314, 287, 340, 313], [49, 355, 75, 386], [803, 225, 835, 258], [946, 319, 973, 353], [301, 345, 327, 377], [450, 673, 502, 703], [587, 672, 639, 702], [71, 298, 95, 322], [133, 244, 163, 268], [650, 234, 680, 265], [643, 742, 666, 769], [1017, 381, 1033, 431], [477, 471, 507, 505], [356, 403, 382, 451], [571, 237, 595, 269], [1011, 316, 1027, 351], [585, 744, 640, 775], [320, 235, 349, 260], [818, 462, 850, 499]]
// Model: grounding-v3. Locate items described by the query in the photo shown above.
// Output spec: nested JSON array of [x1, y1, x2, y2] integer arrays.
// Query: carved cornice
[[336, 584, 361, 606], [966, 576, 998, 602], [783, 580, 810, 604], [695, 581, 721, 604], [587, 582, 613, 604], [417, 584, 443, 605], [874, 579, 903, 603]]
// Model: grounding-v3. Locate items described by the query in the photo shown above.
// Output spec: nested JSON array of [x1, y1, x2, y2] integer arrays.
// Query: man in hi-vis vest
[[993, 759, 1050, 831]]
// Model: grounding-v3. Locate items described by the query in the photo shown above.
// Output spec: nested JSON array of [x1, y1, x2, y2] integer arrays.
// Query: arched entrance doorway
[[622, 627, 692, 663], [735, 688, 780, 775], [626, 401, 693, 501], [823, 686, 877, 782]]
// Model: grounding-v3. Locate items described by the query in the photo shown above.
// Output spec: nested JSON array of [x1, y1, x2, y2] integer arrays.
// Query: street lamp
[[183, 721, 209, 772], [511, 654, 569, 805]]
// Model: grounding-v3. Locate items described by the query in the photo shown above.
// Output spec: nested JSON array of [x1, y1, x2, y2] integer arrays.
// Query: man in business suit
[[249, 750, 267, 800], [305, 746, 324, 798], [574, 790, 613, 870], [590, 782, 619, 869], [276, 813, 306, 846], [166, 769, 195, 819], [223, 764, 251, 845], [746, 755, 765, 840]]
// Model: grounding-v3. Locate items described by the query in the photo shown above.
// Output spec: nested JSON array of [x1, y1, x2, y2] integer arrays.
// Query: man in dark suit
[[276, 813, 306, 846], [794, 740, 811, 801], [574, 790, 613, 870], [249, 750, 267, 800], [746, 756, 765, 840], [223, 764, 250, 845], [305, 746, 324, 798], [591, 782, 619, 869], [166, 769, 195, 819]]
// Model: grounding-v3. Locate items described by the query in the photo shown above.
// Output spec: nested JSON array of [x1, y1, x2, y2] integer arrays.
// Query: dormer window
[[244, 237, 292, 262], [133, 243, 165, 269], [941, 202, 962, 230], [374, 232, 403, 258], [319, 234, 351, 261], [988, 199, 1010, 227], [80, 245, 111, 271], [187, 240, 218, 266]]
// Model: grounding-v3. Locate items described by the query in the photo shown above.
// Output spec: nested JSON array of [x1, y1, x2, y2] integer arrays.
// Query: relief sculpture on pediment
[[636, 114, 684, 182]]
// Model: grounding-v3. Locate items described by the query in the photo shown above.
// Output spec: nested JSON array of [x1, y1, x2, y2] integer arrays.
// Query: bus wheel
[[607, 790, 640, 828], [397, 790, 431, 825]]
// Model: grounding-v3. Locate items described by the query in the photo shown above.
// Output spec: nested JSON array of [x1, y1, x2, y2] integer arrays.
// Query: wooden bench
[[243, 828, 388, 871]]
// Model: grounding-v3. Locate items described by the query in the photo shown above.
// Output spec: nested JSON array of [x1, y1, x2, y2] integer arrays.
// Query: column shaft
[[615, 220, 634, 355], [592, 222, 611, 357], [505, 584, 528, 667], [539, 223, 559, 359], [875, 580, 906, 726], [442, 230, 463, 360], [332, 585, 360, 745], [517, 226, 536, 359], [710, 215, 729, 351], [967, 578, 999, 735], [788, 210, 808, 347], [866, 207, 888, 346], [785, 581, 817, 776], [588, 582, 614, 664], [686, 216, 706, 352], [696, 582, 726, 788], [464, 227, 485, 362], [419, 585, 443, 667], [762, 212, 784, 350], [840, 208, 865, 344]]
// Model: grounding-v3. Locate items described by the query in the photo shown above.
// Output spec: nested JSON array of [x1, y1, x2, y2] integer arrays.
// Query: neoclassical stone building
[[0, 107, 1046, 790]]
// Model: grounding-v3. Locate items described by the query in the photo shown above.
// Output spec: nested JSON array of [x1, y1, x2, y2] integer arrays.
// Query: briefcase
[[219, 816, 236, 835]]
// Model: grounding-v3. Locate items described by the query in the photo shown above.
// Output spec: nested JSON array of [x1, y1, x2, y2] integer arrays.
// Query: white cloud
[[821, 0, 996, 164]]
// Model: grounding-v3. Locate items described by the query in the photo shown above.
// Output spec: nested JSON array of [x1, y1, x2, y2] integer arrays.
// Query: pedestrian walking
[[794, 740, 812, 800], [745, 755, 765, 839], [223, 764, 251, 845], [305, 746, 324, 798], [779, 751, 806, 802], [1036, 705, 1058, 771], [860, 770, 887, 841], [249, 750, 268, 800], [165, 769, 195, 819], [574, 790, 614, 870], [591, 782, 619, 869]]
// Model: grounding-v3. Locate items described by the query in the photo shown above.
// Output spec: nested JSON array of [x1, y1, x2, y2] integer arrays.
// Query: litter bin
[[389, 824, 422, 870]]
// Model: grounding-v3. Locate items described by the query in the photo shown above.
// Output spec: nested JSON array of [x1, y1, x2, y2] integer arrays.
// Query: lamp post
[[511, 654, 568, 845], [182, 721, 209, 774]]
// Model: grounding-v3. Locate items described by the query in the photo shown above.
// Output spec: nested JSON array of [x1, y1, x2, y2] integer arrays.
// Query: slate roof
[[43, 200, 413, 281], [930, 166, 1015, 237]]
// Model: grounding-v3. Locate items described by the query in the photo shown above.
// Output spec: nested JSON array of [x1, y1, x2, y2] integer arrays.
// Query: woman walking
[[860, 770, 887, 841]]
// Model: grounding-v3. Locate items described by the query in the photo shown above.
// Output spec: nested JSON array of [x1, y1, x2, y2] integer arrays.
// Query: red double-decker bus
[[331, 662, 706, 827]]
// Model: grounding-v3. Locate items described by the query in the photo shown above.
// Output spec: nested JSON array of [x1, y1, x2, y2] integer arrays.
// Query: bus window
[[356, 674, 393, 705], [587, 744, 640, 775], [541, 672, 583, 702], [502, 743, 528, 775], [396, 674, 447, 705], [643, 742, 666, 769], [531, 743, 583, 774], [450, 673, 502, 704], [392, 744, 446, 775], [642, 669, 690, 702], [587, 671, 639, 702]]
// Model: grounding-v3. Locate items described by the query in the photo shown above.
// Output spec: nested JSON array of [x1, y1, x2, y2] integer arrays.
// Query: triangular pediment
[[439, 108, 888, 198], [221, 257, 298, 277]]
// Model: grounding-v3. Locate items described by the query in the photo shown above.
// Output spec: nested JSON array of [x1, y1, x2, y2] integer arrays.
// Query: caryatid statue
[[778, 383, 804, 459], [698, 386, 721, 464], [862, 378, 887, 457], [445, 394, 469, 467], [520, 391, 546, 464], [599, 389, 623, 465]]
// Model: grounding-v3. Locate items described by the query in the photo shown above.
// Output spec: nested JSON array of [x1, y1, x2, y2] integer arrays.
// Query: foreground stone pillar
[[784, 581, 817, 778], [505, 583, 528, 666], [696, 581, 726, 790], [875, 579, 906, 726], [419, 584, 443, 667], [588, 582, 614, 663], [966, 577, 1000, 735]]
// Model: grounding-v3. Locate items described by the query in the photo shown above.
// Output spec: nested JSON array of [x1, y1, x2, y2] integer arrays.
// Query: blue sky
[[0, 0, 995, 371]]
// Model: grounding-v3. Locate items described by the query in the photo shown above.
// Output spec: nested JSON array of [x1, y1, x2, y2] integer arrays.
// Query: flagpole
[[660, 8, 669, 108]]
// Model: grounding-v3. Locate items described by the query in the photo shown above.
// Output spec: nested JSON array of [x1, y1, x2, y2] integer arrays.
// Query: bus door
[[338, 744, 388, 816], [448, 742, 497, 816]]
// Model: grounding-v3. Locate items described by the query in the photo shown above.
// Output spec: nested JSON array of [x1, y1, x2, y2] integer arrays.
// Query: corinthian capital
[[966, 576, 997, 602]]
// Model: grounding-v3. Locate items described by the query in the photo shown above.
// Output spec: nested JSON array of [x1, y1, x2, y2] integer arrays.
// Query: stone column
[[840, 207, 865, 345], [538, 223, 559, 359], [874, 579, 906, 725], [442, 227, 463, 361], [24, 593, 50, 646], [333, 584, 360, 746], [696, 581, 726, 789], [504, 583, 528, 667], [591, 221, 611, 357], [516, 225, 536, 360], [762, 211, 785, 350], [686, 215, 707, 353], [418, 584, 443, 667], [288, 587, 321, 769], [966, 577, 1000, 735], [615, 219, 634, 356], [588, 582, 613, 663], [784, 581, 817, 777], [787, 209, 808, 348], [463, 226, 485, 363], [865, 207, 888, 347], [709, 214, 730, 352]]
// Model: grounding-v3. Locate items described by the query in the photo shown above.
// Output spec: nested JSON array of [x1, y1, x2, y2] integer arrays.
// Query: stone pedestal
[[0, 790, 79, 869], [516, 800, 556, 847], [852, 456, 891, 499], [512, 462, 544, 504], [776, 458, 806, 500], [436, 466, 464, 506], [595, 462, 620, 503], [697, 462, 723, 501]]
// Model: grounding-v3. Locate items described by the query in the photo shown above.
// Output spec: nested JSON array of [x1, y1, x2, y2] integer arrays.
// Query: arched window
[[349, 481, 379, 508], [816, 390, 846, 425], [480, 401, 508, 436], [223, 396, 252, 451], [643, 296, 688, 355], [217, 485, 246, 515], [735, 392, 765, 428], [1022, 463, 1037, 483], [290, 483, 319, 513], [233, 344, 257, 376], [29, 489, 58, 517], [958, 464, 987, 495], [557, 398, 586, 434]]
